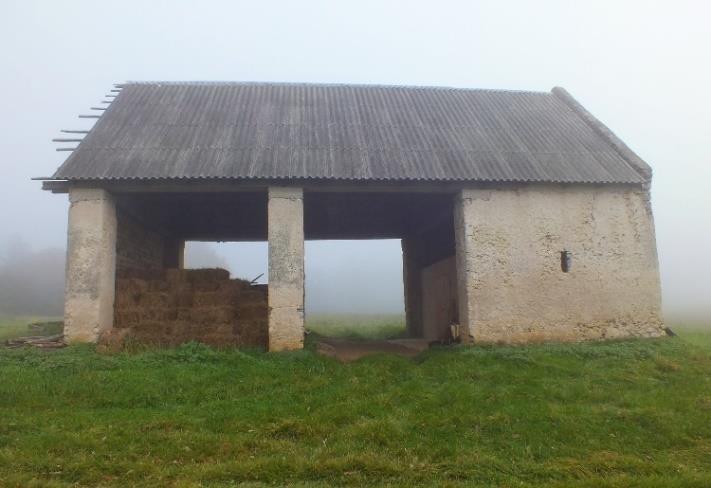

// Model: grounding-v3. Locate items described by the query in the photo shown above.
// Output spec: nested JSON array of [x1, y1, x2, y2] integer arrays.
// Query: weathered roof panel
[[51, 82, 649, 184]]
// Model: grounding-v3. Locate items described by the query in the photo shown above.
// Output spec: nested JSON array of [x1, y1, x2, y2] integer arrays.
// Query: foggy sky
[[1, 0, 709, 318]]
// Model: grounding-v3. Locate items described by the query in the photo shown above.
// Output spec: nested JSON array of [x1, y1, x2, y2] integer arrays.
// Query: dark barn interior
[[110, 189, 459, 345]]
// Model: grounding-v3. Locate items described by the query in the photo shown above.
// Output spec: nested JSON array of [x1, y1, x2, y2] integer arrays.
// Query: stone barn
[[40, 82, 664, 350]]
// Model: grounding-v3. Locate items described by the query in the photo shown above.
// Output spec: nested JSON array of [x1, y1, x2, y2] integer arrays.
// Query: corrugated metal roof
[[51, 82, 649, 184]]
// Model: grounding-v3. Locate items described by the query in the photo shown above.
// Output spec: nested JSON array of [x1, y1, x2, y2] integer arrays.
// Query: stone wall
[[107, 268, 268, 348], [115, 210, 165, 272], [421, 256, 457, 341], [454, 185, 664, 344]]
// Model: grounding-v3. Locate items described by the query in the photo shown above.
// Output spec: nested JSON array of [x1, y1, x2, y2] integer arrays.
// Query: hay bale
[[199, 330, 240, 347], [111, 270, 269, 349], [197, 322, 265, 348], [155, 321, 190, 345], [192, 280, 220, 292], [115, 290, 142, 308], [114, 310, 140, 328], [251, 284, 268, 294], [190, 306, 236, 324], [116, 268, 164, 281], [140, 292, 176, 308], [173, 285, 194, 307], [193, 292, 221, 307], [115, 278, 155, 307], [193, 290, 241, 307], [107, 319, 267, 350], [177, 307, 192, 321], [130, 321, 185, 346], [97, 327, 132, 353], [147, 280, 170, 292], [116, 278, 149, 295], [186, 268, 230, 283], [236, 302, 268, 321], [164, 268, 189, 284], [232, 320, 268, 347], [239, 290, 268, 304], [131, 319, 163, 331], [139, 307, 178, 322], [218, 279, 250, 294]]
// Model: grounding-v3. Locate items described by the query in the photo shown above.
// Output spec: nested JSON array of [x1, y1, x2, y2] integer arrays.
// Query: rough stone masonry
[[453, 184, 664, 344]]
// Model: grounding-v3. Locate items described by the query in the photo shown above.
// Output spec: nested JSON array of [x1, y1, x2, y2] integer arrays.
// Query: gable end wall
[[455, 185, 664, 343]]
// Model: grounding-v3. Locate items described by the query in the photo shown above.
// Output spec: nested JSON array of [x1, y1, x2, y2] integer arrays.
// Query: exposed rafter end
[[79, 115, 101, 118], [56, 148, 77, 151], [40, 180, 70, 193], [52, 138, 83, 142], [90, 107, 107, 110], [61, 130, 90, 134], [110, 89, 121, 92]]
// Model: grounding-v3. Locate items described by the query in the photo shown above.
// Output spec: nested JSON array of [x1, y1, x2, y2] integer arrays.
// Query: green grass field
[[0, 316, 62, 341], [306, 313, 406, 341], [0, 315, 710, 487]]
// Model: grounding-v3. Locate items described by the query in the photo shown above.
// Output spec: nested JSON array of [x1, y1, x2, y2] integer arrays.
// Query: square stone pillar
[[267, 187, 305, 351], [453, 189, 477, 343], [64, 188, 117, 343]]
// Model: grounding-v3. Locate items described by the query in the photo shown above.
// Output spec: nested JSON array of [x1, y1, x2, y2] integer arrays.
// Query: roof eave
[[41, 176, 646, 195]]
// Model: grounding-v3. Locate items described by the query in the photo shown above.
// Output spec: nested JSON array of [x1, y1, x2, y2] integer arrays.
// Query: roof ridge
[[116, 80, 551, 95], [551, 87, 652, 183]]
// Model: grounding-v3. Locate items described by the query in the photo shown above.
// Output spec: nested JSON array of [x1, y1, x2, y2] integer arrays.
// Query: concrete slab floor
[[316, 338, 431, 362]]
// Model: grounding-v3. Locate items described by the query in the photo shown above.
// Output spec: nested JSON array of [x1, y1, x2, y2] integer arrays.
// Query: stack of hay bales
[[111, 268, 268, 348]]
